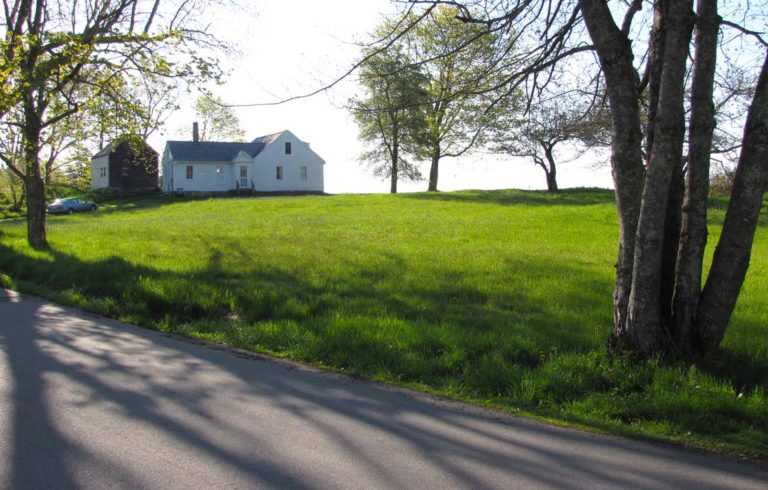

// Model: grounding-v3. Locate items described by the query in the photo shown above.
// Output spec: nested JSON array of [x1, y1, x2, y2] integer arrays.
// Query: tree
[[492, 97, 611, 192], [350, 46, 430, 194], [0, 0, 221, 249], [404, 6, 512, 191], [578, 0, 768, 359], [192, 94, 245, 142], [400, 0, 766, 360]]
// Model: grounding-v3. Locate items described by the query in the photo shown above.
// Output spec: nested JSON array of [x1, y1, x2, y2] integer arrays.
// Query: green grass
[[1, 188, 766, 458]]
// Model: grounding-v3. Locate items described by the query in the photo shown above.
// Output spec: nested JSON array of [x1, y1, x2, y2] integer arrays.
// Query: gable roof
[[166, 131, 290, 163], [93, 142, 116, 158], [166, 140, 266, 162], [92, 139, 158, 159], [251, 131, 283, 145]]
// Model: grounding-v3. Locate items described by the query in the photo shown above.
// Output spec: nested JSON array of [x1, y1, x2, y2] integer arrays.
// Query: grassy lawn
[[1, 188, 766, 458]]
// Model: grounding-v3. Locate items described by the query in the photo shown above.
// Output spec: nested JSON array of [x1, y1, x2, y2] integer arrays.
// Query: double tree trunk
[[579, 0, 645, 344], [672, 0, 720, 352], [624, 0, 694, 354], [580, 0, 767, 360]]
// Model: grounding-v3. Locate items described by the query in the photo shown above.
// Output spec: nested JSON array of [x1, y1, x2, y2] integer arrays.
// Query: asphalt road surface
[[1, 289, 767, 489]]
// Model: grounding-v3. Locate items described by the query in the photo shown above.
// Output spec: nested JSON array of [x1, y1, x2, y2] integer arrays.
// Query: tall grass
[[1, 189, 766, 457]]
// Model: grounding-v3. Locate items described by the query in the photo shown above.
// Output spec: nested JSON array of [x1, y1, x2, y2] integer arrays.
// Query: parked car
[[47, 197, 98, 215]]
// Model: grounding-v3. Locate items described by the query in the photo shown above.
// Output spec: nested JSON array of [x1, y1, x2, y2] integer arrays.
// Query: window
[[216, 165, 223, 179], [276, 166, 283, 180], [186, 165, 194, 179], [285, 142, 292, 155], [99, 167, 107, 178], [300, 166, 307, 181]]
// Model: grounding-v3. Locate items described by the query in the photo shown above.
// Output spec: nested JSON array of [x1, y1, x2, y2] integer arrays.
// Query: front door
[[240, 166, 248, 189]]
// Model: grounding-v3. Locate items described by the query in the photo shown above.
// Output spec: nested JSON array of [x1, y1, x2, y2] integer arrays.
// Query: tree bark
[[660, 162, 684, 323], [428, 150, 440, 192], [672, 0, 720, 353], [390, 119, 399, 194], [24, 173, 47, 248], [644, 0, 667, 163], [543, 143, 558, 192], [22, 84, 48, 249], [624, 0, 694, 355], [697, 52, 768, 355], [579, 0, 645, 346]]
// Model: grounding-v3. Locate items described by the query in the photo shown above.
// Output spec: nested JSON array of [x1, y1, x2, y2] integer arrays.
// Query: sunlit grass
[[0, 188, 766, 458]]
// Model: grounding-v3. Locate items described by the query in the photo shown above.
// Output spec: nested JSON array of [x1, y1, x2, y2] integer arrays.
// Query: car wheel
[[90, 205, 97, 212], [68, 208, 74, 215]]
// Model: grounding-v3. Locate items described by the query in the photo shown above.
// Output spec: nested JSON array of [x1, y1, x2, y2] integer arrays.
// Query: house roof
[[166, 131, 287, 163], [166, 141, 266, 162], [92, 139, 158, 159], [251, 131, 283, 145], [93, 142, 115, 158]]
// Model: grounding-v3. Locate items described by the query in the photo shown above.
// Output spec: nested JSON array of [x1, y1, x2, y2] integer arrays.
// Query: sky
[[150, 0, 614, 195]]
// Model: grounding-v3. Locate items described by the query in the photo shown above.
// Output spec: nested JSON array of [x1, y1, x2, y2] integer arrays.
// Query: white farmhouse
[[162, 128, 324, 193]]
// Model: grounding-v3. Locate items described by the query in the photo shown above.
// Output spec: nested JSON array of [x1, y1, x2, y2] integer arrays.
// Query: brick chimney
[[193, 122, 199, 142]]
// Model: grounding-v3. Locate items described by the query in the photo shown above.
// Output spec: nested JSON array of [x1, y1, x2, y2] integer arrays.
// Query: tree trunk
[[579, 0, 645, 346], [696, 52, 768, 355], [24, 173, 47, 248], [644, 0, 666, 163], [623, 0, 694, 355], [582, 0, 764, 360], [390, 122, 399, 194], [428, 149, 440, 192], [543, 143, 558, 193], [672, 0, 720, 354], [659, 156, 683, 322], [22, 93, 48, 249]]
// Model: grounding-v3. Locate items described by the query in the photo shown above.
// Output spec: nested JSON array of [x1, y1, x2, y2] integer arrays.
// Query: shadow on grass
[[700, 345, 768, 392], [92, 193, 192, 215], [401, 188, 616, 207], [93, 191, 330, 216], [0, 234, 765, 396], [0, 238, 611, 378]]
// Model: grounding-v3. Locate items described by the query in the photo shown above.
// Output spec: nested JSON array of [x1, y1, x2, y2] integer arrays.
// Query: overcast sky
[[151, 0, 614, 194]]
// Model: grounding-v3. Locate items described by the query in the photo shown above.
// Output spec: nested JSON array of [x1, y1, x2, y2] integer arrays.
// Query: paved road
[[1, 289, 766, 489]]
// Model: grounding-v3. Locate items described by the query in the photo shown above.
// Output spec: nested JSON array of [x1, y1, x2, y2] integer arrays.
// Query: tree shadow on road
[[2, 295, 767, 488]]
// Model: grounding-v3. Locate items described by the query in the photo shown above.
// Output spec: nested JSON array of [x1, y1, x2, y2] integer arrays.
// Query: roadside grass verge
[[0, 188, 766, 458]]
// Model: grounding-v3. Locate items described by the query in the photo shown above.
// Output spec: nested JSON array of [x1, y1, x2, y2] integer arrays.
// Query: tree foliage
[[350, 45, 430, 194], [192, 94, 245, 142], [407, 6, 515, 191]]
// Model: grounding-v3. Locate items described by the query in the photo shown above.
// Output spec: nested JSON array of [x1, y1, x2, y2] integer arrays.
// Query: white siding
[[91, 155, 110, 189], [170, 162, 235, 192], [252, 131, 324, 192]]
